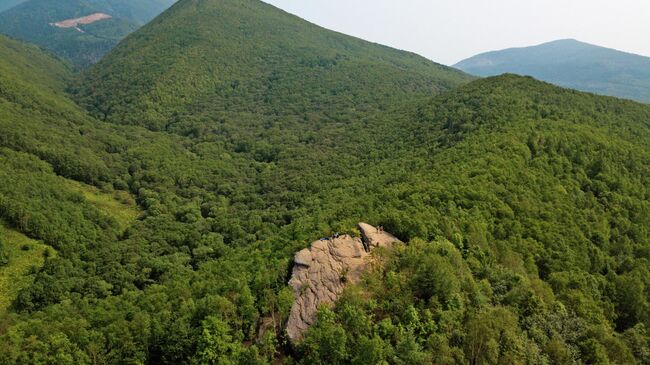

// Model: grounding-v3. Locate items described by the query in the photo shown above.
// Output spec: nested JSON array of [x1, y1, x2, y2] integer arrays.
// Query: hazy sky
[[263, 0, 650, 66]]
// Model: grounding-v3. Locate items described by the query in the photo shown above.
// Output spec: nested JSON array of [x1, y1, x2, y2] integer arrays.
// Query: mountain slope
[[0, 0, 176, 67], [455, 39, 650, 102], [76, 0, 473, 130], [296, 75, 650, 364], [0, 33, 129, 316]]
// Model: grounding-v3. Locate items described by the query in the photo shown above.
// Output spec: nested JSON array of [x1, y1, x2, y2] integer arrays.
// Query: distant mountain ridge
[[0, 0, 176, 67], [455, 39, 650, 102], [0, 0, 24, 12]]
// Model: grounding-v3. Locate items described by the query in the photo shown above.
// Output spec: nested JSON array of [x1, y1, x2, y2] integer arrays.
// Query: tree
[[351, 335, 393, 365], [192, 316, 244, 365], [614, 274, 648, 331], [465, 307, 523, 365], [0, 226, 8, 266], [300, 308, 349, 365], [410, 245, 461, 305]]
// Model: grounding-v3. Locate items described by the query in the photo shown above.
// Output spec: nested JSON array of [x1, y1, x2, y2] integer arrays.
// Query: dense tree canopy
[[0, 0, 648, 363], [0, 0, 176, 67], [0, 226, 8, 266]]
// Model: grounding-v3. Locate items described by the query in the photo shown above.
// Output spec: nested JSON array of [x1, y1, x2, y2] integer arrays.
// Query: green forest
[[0, 0, 176, 67], [0, 0, 649, 364]]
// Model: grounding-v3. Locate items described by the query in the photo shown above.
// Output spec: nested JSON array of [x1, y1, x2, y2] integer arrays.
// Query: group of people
[[317, 226, 385, 252], [319, 226, 385, 242], [320, 232, 341, 241]]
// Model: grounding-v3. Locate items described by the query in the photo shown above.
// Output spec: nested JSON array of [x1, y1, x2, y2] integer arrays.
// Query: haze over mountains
[[0, 0, 176, 67], [456, 39, 650, 103], [0, 0, 24, 12], [0, 0, 649, 363]]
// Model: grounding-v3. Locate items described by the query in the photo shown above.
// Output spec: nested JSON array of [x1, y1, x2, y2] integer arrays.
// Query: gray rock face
[[286, 223, 402, 342], [358, 222, 402, 250]]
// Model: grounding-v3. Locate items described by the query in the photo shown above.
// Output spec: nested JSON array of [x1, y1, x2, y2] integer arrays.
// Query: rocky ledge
[[286, 223, 402, 342]]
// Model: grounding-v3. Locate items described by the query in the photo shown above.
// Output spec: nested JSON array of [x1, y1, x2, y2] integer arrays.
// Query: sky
[[263, 0, 650, 66]]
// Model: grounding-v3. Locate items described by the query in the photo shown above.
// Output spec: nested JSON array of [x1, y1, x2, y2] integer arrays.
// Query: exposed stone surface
[[358, 222, 402, 249], [50, 13, 112, 28], [286, 223, 402, 342]]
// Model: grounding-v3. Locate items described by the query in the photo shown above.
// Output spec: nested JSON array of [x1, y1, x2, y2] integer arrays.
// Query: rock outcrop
[[286, 223, 401, 342], [358, 222, 402, 250]]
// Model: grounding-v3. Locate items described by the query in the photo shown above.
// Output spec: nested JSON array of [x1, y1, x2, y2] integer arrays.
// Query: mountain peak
[[455, 38, 650, 102], [548, 38, 583, 44], [76, 0, 473, 130]]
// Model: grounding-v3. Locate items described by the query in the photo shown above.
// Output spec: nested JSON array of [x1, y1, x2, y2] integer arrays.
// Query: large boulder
[[286, 223, 402, 342]]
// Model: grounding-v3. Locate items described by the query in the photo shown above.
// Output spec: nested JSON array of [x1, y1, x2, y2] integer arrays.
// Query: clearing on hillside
[[50, 13, 112, 28], [0, 222, 51, 312], [63, 179, 139, 231]]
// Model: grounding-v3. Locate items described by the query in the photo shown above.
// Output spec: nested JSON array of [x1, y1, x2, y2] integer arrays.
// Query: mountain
[[75, 0, 473, 130], [455, 39, 650, 103], [0, 0, 176, 67], [0, 0, 25, 12], [0, 1, 649, 364]]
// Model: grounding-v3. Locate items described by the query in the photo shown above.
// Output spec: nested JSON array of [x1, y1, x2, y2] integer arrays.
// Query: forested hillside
[[0, 0, 648, 364], [455, 39, 650, 103], [75, 0, 473, 131], [296, 75, 650, 364], [0, 0, 176, 67]]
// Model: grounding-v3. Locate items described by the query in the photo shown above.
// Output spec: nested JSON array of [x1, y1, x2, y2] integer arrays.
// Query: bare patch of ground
[[50, 13, 112, 29]]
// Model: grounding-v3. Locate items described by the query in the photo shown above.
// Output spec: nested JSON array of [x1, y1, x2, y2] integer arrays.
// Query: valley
[[0, 0, 176, 67]]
